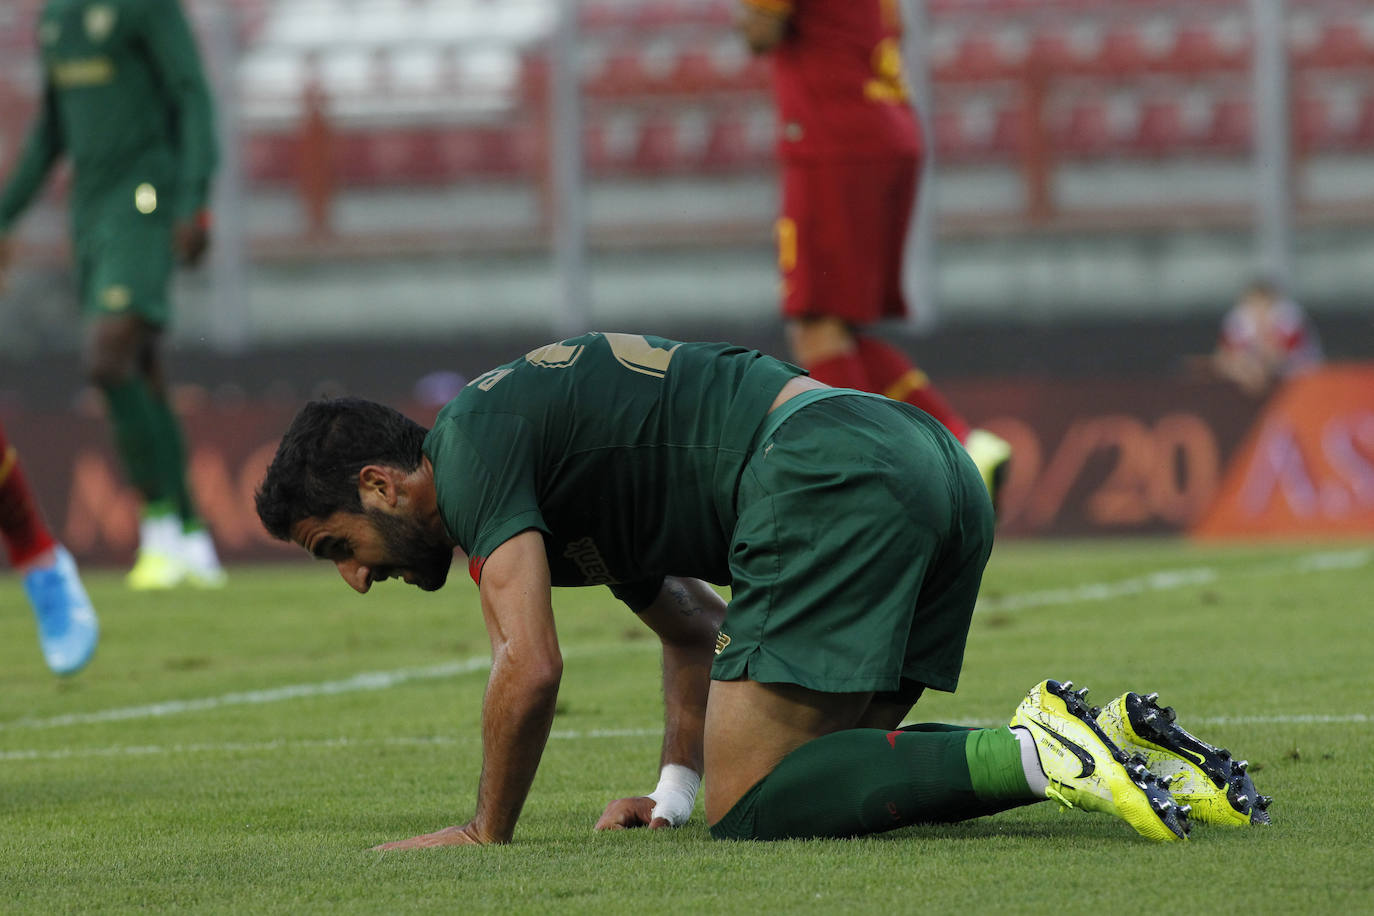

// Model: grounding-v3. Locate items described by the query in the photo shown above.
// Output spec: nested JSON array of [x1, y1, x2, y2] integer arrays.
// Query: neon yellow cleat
[[1097, 691, 1272, 827], [1010, 679, 1190, 842], [126, 549, 186, 590], [964, 428, 1012, 514]]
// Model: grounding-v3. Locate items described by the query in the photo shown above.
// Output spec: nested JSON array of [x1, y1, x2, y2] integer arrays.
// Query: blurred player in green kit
[[0, 0, 226, 589]]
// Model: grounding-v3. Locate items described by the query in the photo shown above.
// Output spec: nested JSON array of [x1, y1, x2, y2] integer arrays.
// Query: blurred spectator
[[1211, 279, 1324, 394]]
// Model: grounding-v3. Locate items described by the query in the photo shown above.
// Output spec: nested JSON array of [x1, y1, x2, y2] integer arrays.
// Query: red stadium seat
[[939, 34, 1010, 81], [1293, 93, 1334, 153], [1027, 31, 1088, 73], [1299, 22, 1373, 70], [1096, 28, 1151, 74], [1203, 96, 1252, 153], [1133, 99, 1184, 155], [989, 104, 1028, 157], [585, 51, 660, 97], [931, 108, 970, 160], [703, 108, 770, 169], [1163, 26, 1245, 73], [632, 113, 682, 172], [671, 47, 721, 93], [1055, 99, 1113, 156]]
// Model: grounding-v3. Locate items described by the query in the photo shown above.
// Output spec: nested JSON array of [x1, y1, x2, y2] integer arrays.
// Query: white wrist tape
[[647, 764, 701, 827]]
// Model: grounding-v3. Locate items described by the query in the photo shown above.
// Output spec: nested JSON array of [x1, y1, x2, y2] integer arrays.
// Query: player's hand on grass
[[174, 212, 211, 267], [594, 796, 672, 831], [371, 823, 492, 850]]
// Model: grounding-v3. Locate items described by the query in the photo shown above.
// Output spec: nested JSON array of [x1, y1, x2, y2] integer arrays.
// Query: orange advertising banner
[[1192, 365, 1374, 539]]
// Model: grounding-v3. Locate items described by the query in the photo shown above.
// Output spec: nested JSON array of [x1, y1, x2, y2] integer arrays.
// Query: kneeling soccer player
[[254, 332, 1266, 847]]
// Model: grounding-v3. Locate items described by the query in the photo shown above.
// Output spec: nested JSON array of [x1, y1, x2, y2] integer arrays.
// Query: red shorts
[[777, 155, 919, 323]]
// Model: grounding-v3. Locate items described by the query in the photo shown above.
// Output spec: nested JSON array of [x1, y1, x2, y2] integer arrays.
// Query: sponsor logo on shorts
[[101, 286, 131, 311], [714, 632, 731, 655], [563, 537, 614, 586]]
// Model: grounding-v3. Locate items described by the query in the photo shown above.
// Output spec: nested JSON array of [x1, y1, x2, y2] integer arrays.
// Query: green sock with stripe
[[710, 726, 1038, 841]]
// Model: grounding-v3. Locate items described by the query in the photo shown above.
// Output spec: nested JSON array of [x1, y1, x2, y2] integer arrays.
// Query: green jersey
[[0, 0, 217, 232], [424, 333, 803, 592]]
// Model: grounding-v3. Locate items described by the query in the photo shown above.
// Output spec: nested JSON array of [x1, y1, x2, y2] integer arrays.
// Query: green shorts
[[712, 390, 995, 695], [74, 176, 176, 327]]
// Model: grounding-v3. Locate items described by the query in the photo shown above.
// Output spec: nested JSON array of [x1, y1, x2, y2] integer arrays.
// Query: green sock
[[710, 727, 1038, 841], [145, 394, 198, 527], [965, 726, 1035, 802], [102, 378, 166, 503]]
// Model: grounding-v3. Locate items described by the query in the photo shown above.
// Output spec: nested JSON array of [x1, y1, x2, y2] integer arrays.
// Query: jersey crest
[[84, 5, 117, 43]]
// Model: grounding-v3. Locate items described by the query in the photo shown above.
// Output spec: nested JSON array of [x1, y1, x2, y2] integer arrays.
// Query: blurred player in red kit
[[736, 0, 1011, 505]]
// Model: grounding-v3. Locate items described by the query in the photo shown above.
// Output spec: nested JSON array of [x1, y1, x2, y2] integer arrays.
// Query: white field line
[[3, 714, 1367, 763], [973, 547, 1372, 615], [0, 728, 663, 763], [0, 642, 648, 734], [1, 548, 1369, 736]]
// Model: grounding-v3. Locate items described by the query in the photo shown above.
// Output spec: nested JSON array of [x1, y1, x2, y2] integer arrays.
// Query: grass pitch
[[2, 539, 1372, 914]]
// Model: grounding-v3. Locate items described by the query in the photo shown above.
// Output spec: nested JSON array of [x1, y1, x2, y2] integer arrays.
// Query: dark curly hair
[[255, 398, 429, 541]]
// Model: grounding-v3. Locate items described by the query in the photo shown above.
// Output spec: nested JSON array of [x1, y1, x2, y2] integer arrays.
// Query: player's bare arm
[[594, 577, 725, 830], [735, 1, 792, 53], [374, 530, 561, 850]]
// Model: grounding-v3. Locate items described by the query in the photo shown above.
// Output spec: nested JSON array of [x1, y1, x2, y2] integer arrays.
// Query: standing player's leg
[[0, 421, 99, 675], [87, 313, 184, 588], [135, 330, 225, 589]]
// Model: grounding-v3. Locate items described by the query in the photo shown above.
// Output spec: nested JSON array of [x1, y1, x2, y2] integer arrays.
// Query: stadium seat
[[940, 34, 1012, 81], [1096, 28, 1152, 74], [1300, 22, 1373, 70], [586, 51, 659, 97], [632, 112, 683, 172], [1133, 99, 1185, 155], [1203, 96, 1252, 153], [1163, 25, 1245, 73], [1055, 99, 1113, 156]]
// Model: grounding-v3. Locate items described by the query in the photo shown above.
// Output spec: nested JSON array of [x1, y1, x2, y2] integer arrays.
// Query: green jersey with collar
[[0, 0, 217, 232], [424, 332, 803, 591]]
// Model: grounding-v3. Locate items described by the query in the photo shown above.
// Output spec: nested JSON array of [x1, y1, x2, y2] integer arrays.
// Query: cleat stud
[[1062, 680, 1074, 692], [1160, 775, 1174, 789], [1236, 759, 1248, 773], [1179, 804, 1192, 817], [1257, 795, 1273, 808], [1235, 794, 1249, 808], [1144, 692, 1159, 704], [1089, 706, 1102, 718], [1218, 748, 1231, 761], [1076, 687, 1091, 699]]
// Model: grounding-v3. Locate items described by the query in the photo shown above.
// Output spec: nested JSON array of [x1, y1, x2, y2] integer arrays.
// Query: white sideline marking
[[1, 549, 1368, 735], [975, 548, 1371, 615], [0, 728, 663, 763], [2, 715, 1365, 763], [0, 657, 492, 733]]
